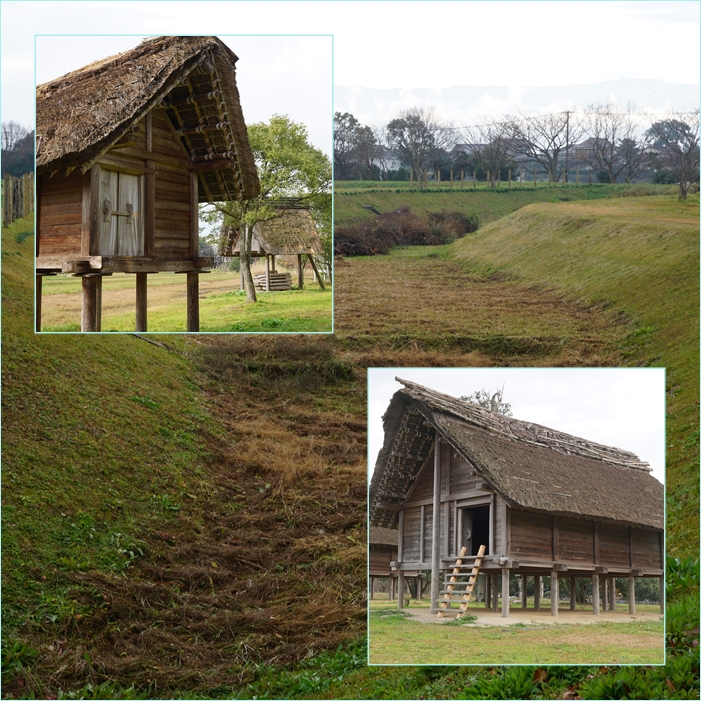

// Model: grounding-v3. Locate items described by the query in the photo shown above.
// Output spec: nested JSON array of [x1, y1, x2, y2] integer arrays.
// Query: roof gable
[[36, 36, 259, 202]]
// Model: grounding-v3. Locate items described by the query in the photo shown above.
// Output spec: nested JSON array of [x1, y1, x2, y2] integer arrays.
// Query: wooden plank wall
[[510, 509, 553, 559], [37, 170, 83, 256], [558, 516, 594, 563], [369, 545, 396, 576], [598, 523, 631, 567], [633, 528, 662, 569], [401, 506, 422, 562]]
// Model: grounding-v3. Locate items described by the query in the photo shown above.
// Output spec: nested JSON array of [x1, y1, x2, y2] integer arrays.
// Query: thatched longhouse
[[369, 379, 664, 618], [220, 205, 326, 290], [35, 35, 260, 332]]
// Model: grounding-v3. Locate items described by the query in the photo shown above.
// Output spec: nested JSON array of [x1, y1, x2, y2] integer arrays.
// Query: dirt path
[[334, 250, 626, 365]]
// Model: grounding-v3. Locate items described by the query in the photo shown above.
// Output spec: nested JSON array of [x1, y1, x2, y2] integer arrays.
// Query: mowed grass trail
[[450, 194, 699, 554], [369, 613, 665, 665], [40, 270, 332, 333]]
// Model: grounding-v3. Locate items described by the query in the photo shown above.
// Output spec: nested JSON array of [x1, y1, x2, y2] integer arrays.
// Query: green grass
[[369, 615, 665, 665], [334, 181, 676, 227], [450, 194, 700, 556]]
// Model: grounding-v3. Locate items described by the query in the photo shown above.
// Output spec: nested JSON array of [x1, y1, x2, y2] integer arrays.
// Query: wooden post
[[297, 253, 304, 289], [592, 574, 600, 615], [491, 571, 499, 612], [485, 574, 491, 608], [271, 254, 276, 273], [135, 272, 148, 332], [81, 276, 98, 332], [628, 576, 636, 615], [307, 254, 326, 290], [94, 276, 103, 332], [265, 254, 270, 292], [190, 171, 199, 259], [534, 574, 541, 610], [36, 275, 42, 332], [602, 578, 608, 610], [397, 570, 405, 610], [550, 572, 558, 616], [186, 272, 199, 332], [501, 568, 510, 617], [430, 432, 441, 613], [522, 575, 528, 608], [570, 576, 577, 610], [609, 578, 616, 611]]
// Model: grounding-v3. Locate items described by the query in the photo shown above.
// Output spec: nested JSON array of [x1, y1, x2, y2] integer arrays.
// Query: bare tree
[[646, 110, 700, 200], [386, 108, 454, 185], [1, 121, 29, 152], [509, 111, 582, 183], [460, 119, 514, 187], [354, 124, 382, 179], [583, 103, 648, 184], [334, 111, 361, 180]]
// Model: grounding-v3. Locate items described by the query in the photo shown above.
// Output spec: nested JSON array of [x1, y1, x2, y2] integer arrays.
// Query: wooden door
[[98, 170, 144, 256]]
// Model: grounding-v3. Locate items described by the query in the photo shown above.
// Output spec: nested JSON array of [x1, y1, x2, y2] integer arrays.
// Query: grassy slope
[[334, 182, 676, 227], [449, 195, 700, 555]]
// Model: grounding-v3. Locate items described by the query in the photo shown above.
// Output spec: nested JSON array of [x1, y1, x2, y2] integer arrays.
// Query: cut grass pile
[[369, 614, 665, 665], [40, 270, 332, 333]]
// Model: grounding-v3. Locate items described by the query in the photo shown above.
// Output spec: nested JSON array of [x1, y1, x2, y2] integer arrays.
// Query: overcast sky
[[2, 1, 698, 136], [368, 368, 666, 486]]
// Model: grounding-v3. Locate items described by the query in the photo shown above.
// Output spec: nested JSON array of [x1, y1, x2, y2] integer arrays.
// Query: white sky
[[2, 1, 699, 134], [368, 368, 666, 486]]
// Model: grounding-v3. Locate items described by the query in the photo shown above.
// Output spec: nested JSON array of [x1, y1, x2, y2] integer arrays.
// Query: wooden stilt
[[491, 572, 499, 612], [485, 575, 491, 608], [135, 272, 147, 332], [501, 568, 510, 617], [94, 276, 103, 332], [522, 575, 528, 608], [297, 254, 304, 289], [602, 578, 608, 610], [36, 274, 43, 332], [570, 575, 577, 610], [534, 574, 541, 610], [397, 571, 405, 610], [592, 574, 600, 615], [186, 272, 199, 332], [265, 254, 270, 292], [609, 578, 616, 611], [628, 576, 636, 615], [81, 275, 98, 332], [551, 572, 558, 616]]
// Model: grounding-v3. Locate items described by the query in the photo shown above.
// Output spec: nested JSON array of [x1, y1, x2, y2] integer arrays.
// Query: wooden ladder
[[436, 543, 487, 619]]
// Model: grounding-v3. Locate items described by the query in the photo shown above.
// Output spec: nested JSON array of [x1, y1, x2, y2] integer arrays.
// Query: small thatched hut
[[370, 526, 424, 602], [35, 35, 260, 331], [370, 379, 664, 618], [220, 204, 325, 291]]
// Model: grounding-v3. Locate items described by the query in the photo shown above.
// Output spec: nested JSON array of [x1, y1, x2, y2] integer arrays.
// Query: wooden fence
[[2, 172, 34, 227]]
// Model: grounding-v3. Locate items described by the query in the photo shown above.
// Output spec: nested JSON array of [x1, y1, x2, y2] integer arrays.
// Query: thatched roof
[[221, 207, 323, 256], [370, 526, 398, 546], [36, 35, 259, 201], [370, 378, 663, 530]]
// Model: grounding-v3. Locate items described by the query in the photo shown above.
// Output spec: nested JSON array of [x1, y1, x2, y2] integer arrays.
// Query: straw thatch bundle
[[370, 379, 663, 530], [36, 36, 259, 201]]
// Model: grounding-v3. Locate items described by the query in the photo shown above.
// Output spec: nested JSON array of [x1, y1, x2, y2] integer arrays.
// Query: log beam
[[81, 275, 98, 332]]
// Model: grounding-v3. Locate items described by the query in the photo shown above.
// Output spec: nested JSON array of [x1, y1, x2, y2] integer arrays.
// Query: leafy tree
[[203, 115, 331, 302], [646, 112, 700, 200], [460, 385, 513, 416], [386, 107, 453, 185]]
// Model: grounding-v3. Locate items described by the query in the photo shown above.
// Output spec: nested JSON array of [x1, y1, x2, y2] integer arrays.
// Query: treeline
[[335, 106, 700, 200], [2, 122, 34, 178]]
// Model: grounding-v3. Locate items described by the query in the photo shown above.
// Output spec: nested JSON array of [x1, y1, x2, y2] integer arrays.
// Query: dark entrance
[[460, 505, 490, 556]]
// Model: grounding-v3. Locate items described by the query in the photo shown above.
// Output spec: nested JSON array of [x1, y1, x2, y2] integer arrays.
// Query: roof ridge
[[394, 377, 651, 472]]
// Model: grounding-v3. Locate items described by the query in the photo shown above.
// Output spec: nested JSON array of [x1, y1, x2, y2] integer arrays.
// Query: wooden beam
[[550, 571, 558, 616], [186, 272, 199, 332], [307, 254, 325, 290], [397, 510, 404, 562], [81, 164, 99, 256], [135, 272, 148, 332], [190, 171, 199, 259], [430, 432, 441, 613], [145, 160, 155, 258], [419, 504, 425, 562]]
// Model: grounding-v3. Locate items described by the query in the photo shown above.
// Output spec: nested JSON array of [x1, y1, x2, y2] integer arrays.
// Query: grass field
[[40, 268, 332, 333], [369, 610, 665, 665], [2, 183, 699, 699]]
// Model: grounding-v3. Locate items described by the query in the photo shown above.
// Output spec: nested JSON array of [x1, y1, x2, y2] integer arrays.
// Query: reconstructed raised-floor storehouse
[[220, 205, 326, 291], [369, 526, 424, 602], [36, 35, 260, 332], [369, 379, 664, 617]]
